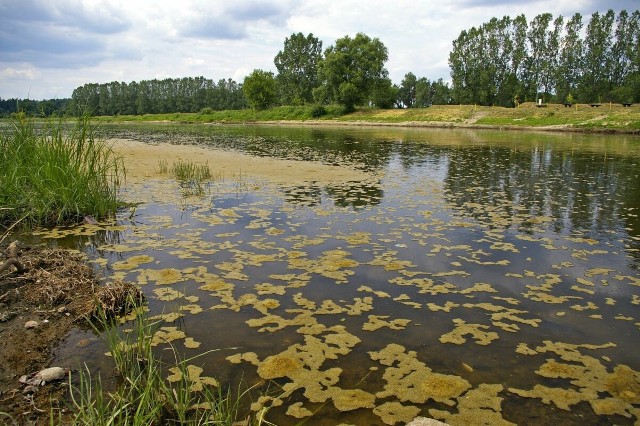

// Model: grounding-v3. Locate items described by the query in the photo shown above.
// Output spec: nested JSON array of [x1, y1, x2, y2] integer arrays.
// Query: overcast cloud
[[0, 0, 636, 100]]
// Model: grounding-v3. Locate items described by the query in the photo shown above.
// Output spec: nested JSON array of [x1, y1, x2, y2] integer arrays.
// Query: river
[[45, 124, 640, 425]]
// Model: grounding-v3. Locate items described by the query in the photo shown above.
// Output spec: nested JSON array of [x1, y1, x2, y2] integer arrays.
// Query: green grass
[[171, 160, 212, 182], [156, 159, 215, 196], [0, 115, 124, 228], [65, 304, 271, 425]]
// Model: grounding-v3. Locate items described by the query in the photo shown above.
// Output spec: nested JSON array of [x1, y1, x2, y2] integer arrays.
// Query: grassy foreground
[[0, 116, 124, 228], [91, 103, 640, 133]]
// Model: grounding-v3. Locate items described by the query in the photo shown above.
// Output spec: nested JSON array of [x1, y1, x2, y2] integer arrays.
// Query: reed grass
[[0, 115, 124, 228], [66, 303, 269, 425], [156, 159, 214, 196], [171, 160, 212, 182]]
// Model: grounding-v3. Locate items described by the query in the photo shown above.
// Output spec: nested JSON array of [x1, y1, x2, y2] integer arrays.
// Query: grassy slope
[[91, 103, 640, 133]]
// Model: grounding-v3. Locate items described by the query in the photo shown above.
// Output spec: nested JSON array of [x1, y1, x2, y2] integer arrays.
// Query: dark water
[[47, 124, 640, 425]]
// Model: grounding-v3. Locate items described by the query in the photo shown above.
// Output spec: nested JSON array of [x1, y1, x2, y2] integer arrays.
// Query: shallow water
[[47, 124, 640, 425]]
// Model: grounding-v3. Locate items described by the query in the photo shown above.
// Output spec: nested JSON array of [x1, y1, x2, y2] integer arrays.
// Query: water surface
[[48, 124, 640, 425]]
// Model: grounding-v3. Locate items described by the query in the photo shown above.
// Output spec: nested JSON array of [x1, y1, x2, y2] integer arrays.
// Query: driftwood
[[0, 241, 26, 274]]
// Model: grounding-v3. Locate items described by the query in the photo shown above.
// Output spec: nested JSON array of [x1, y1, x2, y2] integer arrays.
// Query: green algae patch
[[373, 401, 421, 425], [370, 344, 471, 406], [330, 388, 376, 411], [227, 327, 362, 416], [151, 326, 187, 346], [508, 340, 640, 418], [286, 402, 313, 418], [138, 268, 186, 285], [439, 319, 499, 345], [363, 315, 412, 331], [112, 255, 155, 271], [429, 384, 515, 426]]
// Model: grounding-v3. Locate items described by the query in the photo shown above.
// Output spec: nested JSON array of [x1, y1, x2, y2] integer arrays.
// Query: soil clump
[[0, 241, 140, 424]]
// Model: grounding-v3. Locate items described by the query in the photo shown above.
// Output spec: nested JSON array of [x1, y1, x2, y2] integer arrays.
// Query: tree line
[[2, 8, 637, 117], [238, 32, 452, 111], [68, 77, 247, 116], [449, 9, 640, 106]]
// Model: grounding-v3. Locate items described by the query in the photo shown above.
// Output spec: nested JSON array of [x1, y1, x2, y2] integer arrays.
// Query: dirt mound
[[0, 242, 141, 424]]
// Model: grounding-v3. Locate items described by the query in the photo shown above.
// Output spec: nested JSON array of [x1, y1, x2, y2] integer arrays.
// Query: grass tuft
[[66, 301, 270, 425], [0, 115, 124, 228]]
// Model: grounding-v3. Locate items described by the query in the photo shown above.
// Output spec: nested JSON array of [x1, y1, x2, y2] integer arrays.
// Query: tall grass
[[156, 159, 214, 196], [0, 115, 124, 228], [66, 304, 270, 425]]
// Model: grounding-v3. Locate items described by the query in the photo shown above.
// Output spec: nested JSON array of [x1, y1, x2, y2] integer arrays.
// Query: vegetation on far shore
[[86, 103, 640, 133]]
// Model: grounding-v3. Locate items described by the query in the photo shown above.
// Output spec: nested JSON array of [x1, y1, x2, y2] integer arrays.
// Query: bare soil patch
[[0, 242, 140, 424]]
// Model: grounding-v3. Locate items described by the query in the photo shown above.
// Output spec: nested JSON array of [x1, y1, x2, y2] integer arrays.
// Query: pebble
[[24, 320, 39, 329]]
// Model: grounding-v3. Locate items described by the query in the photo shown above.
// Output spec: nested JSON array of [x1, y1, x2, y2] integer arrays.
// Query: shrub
[[311, 105, 327, 118]]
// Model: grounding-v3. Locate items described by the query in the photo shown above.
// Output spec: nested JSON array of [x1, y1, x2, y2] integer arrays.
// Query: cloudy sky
[[0, 0, 635, 100]]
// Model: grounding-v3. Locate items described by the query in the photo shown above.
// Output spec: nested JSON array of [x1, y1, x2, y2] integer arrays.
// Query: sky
[[0, 0, 636, 100]]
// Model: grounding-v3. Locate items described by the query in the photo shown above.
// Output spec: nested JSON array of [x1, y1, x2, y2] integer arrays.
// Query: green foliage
[[316, 33, 390, 110], [310, 105, 327, 118], [274, 33, 323, 105], [370, 78, 398, 109], [243, 70, 278, 110], [0, 115, 124, 228], [70, 77, 247, 116], [398, 72, 417, 108], [449, 9, 640, 106], [0, 97, 70, 118]]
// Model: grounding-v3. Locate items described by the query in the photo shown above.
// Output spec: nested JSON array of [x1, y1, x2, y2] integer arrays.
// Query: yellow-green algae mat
[[35, 166, 640, 425]]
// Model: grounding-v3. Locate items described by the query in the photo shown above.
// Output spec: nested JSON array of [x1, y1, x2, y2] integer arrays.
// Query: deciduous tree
[[243, 69, 277, 110], [274, 33, 323, 105], [316, 33, 389, 111]]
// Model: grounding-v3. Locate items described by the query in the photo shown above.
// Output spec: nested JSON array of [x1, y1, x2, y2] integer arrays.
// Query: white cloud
[[1, 66, 40, 80], [0, 0, 636, 99]]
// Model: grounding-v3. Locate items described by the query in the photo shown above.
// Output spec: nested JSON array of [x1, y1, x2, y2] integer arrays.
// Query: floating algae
[[439, 319, 499, 345], [90, 129, 640, 424], [112, 254, 155, 271], [363, 315, 412, 331], [369, 344, 471, 406], [227, 327, 362, 414], [166, 365, 218, 391], [509, 340, 640, 418], [286, 402, 313, 418], [429, 384, 515, 426], [151, 327, 186, 346], [373, 401, 421, 425]]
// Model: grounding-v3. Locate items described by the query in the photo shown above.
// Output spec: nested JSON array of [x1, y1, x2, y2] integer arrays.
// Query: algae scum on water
[[41, 125, 640, 425]]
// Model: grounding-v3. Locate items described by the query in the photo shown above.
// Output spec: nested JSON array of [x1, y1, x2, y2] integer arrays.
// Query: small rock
[[83, 215, 98, 225], [24, 320, 39, 329], [19, 367, 69, 386]]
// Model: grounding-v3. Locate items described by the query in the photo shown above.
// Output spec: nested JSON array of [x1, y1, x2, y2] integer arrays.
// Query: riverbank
[[91, 103, 640, 134]]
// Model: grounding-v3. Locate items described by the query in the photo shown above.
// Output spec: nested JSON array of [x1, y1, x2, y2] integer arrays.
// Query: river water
[[47, 124, 640, 425]]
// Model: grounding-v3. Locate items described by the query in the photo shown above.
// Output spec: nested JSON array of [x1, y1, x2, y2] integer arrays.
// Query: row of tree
[[68, 77, 247, 116], [0, 97, 70, 117], [449, 10, 640, 106]]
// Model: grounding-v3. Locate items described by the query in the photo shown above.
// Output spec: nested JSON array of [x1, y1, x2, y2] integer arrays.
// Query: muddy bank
[[0, 243, 139, 424]]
